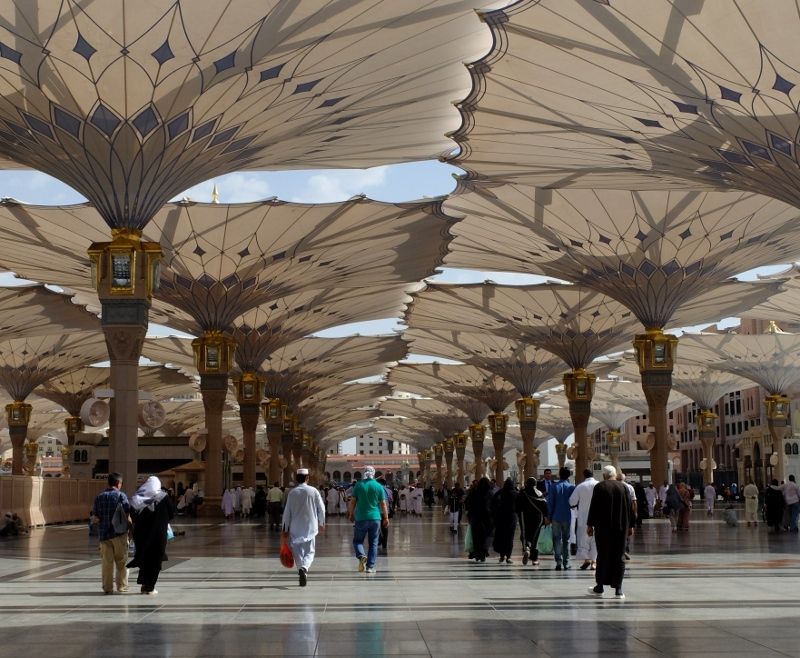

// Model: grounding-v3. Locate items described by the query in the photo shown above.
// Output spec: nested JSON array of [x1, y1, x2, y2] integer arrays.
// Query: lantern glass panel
[[111, 253, 132, 287], [654, 343, 666, 363], [206, 345, 219, 369]]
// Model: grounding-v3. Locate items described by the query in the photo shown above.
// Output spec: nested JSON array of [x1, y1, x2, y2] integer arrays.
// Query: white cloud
[[290, 166, 389, 203], [176, 172, 273, 203]]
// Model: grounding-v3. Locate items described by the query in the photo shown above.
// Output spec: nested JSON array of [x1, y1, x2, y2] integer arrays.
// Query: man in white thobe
[[704, 483, 717, 517], [645, 483, 658, 518], [282, 468, 326, 587], [569, 469, 598, 570], [241, 487, 253, 517], [326, 487, 340, 516], [410, 485, 423, 515]]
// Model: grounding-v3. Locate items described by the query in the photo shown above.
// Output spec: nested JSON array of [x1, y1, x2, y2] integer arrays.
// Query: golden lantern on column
[[469, 423, 485, 443], [87, 229, 162, 298], [6, 401, 32, 428], [64, 415, 83, 438], [698, 409, 718, 432], [487, 412, 507, 434], [515, 397, 540, 424], [261, 397, 283, 425], [455, 432, 467, 450], [633, 328, 678, 370], [233, 371, 264, 405], [191, 330, 236, 375], [562, 368, 596, 402], [765, 394, 790, 422]]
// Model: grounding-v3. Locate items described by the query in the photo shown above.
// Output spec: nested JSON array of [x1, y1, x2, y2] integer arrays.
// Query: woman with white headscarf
[[126, 476, 174, 595]]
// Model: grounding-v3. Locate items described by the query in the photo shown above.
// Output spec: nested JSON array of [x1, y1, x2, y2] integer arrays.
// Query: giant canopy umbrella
[[380, 396, 471, 488], [146, 333, 407, 487], [403, 326, 623, 481], [387, 362, 518, 482], [535, 406, 603, 470], [614, 358, 751, 484], [405, 283, 640, 479], [450, 0, 800, 198], [446, 182, 791, 484], [0, 332, 107, 474], [679, 328, 800, 483], [36, 364, 195, 444], [0, 1, 490, 490]]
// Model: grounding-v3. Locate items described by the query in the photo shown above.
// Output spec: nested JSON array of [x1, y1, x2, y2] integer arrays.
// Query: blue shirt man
[[546, 466, 575, 570]]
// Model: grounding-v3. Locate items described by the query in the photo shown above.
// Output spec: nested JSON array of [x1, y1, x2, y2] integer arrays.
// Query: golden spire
[[211, 184, 220, 204]]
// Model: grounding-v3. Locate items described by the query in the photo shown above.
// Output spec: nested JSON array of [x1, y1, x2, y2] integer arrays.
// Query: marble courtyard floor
[[1, 508, 800, 657]]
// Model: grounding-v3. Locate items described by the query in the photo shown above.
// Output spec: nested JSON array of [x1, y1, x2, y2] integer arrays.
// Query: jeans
[[787, 501, 799, 531], [551, 520, 571, 567], [353, 519, 381, 569]]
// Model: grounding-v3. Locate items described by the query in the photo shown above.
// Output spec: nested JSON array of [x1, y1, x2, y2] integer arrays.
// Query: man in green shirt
[[348, 465, 389, 574]]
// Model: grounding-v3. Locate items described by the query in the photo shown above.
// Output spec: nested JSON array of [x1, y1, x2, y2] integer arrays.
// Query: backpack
[[111, 498, 128, 535]]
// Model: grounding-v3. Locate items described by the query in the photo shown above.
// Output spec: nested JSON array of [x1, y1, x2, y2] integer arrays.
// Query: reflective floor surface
[[2, 507, 800, 657]]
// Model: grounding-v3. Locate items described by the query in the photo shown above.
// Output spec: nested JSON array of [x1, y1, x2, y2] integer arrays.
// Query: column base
[[196, 496, 223, 517]]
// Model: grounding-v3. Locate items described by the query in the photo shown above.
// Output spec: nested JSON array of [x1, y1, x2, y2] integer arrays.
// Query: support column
[[192, 330, 236, 512], [292, 428, 303, 469], [563, 369, 596, 483], [455, 433, 467, 487], [765, 394, 790, 484], [444, 438, 455, 489], [199, 376, 227, 510], [233, 371, 264, 490], [433, 443, 444, 489], [262, 398, 284, 486], [607, 430, 621, 472], [698, 410, 718, 486], [555, 442, 567, 468], [633, 329, 678, 486], [89, 229, 161, 494], [488, 412, 508, 484], [516, 398, 540, 480], [282, 415, 295, 486], [6, 402, 31, 475], [469, 424, 485, 479], [239, 404, 259, 489]]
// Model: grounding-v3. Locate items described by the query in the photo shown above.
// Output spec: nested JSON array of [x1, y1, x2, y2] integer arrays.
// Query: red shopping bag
[[279, 536, 295, 569]]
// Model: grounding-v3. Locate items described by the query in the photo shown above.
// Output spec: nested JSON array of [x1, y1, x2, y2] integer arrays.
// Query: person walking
[[586, 465, 633, 600], [348, 466, 389, 574], [546, 466, 575, 571], [783, 475, 799, 532], [447, 482, 465, 533], [267, 482, 283, 531], [704, 483, 717, 517], [282, 468, 326, 587], [127, 476, 174, 595], [645, 483, 657, 518], [569, 469, 598, 571], [743, 479, 760, 526], [465, 477, 493, 562], [765, 479, 785, 533], [377, 476, 394, 551], [664, 483, 683, 533], [515, 477, 548, 566], [91, 472, 131, 595], [491, 478, 518, 563]]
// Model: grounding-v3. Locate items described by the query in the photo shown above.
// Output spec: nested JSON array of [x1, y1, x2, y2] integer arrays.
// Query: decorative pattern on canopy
[[613, 359, 750, 411], [536, 406, 602, 445], [446, 184, 794, 327], [380, 397, 470, 439], [0, 1, 491, 228], [453, 0, 800, 204], [0, 285, 98, 338], [0, 332, 108, 400], [387, 362, 518, 413], [0, 200, 448, 335], [404, 327, 572, 397], [406, 283, 639, 369], [36, 365, 195, 416], [591, 379, 691, 416], [678, 332, 800, 395]]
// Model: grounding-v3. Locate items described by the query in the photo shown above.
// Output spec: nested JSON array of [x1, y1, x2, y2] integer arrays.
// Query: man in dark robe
[[586, 465, 632, 599]]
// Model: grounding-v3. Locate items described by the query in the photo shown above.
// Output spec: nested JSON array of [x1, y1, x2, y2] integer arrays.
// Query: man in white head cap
[[586, 465, 633, 600], [348, 465, 389, 574], [282, 468, 326, 587]]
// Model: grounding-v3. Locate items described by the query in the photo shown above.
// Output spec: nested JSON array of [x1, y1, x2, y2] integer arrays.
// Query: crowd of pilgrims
[[170, 470, 800, 562]]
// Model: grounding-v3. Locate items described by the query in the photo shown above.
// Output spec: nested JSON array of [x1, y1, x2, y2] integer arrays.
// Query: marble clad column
[[239, 403, 259, 489], [199, 376, 227, 512]]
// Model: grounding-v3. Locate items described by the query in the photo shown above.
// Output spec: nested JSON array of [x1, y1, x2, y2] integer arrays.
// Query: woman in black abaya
[[127, 476, 175, 595]]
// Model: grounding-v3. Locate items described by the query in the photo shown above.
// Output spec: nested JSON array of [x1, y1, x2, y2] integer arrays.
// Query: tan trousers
[[99, 533, 129, 593]]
